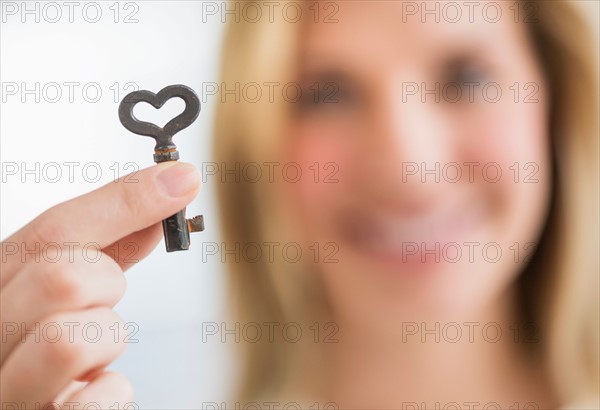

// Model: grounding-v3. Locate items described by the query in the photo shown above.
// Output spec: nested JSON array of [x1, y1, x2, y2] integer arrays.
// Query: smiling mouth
[[340, 199, 487, 266]]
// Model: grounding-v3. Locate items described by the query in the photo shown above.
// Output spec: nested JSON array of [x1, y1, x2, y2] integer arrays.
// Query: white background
[[1, 1, 598, 409]]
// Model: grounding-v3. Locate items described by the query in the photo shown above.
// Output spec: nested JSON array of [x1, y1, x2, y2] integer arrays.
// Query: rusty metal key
[[118, 84, 204, 252]]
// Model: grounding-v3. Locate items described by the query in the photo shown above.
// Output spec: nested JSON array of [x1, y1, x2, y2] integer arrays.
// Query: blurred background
[[1, 1, 598, 408]]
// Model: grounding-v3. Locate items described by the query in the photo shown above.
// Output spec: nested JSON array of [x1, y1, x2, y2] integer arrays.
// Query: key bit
[[118, 84, 204, 253]]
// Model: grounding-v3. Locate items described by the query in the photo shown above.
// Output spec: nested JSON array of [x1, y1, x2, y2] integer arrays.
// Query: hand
[[0, 162, 201, 409]]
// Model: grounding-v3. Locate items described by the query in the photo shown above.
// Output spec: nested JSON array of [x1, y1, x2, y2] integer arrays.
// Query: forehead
[[300, 1, 532, 66]]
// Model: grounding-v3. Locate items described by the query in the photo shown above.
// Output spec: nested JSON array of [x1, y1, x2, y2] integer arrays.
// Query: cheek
[[470, 97, 551, 213], [472, 101, 549, 166], [459, 96, 552, 304], [285, 125, 357, 224]]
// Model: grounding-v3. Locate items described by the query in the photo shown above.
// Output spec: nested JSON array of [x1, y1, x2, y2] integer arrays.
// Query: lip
[[341, 198, 486, 269]]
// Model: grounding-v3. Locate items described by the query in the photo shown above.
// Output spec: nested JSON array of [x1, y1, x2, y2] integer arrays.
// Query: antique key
[[118, 84, 204, 252]]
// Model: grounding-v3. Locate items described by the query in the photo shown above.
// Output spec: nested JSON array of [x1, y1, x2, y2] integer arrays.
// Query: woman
[[0, 0, 597, 409], [214, 1, 598, 408]]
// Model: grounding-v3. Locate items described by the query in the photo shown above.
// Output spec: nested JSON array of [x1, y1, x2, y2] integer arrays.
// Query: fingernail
[[156, 163, 200, 197]]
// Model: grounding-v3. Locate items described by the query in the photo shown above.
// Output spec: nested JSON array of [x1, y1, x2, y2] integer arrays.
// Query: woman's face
[[284, 1, 552, 329]]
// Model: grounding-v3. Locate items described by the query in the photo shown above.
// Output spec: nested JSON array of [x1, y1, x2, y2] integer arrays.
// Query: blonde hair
[[213, 0, 599, 405]]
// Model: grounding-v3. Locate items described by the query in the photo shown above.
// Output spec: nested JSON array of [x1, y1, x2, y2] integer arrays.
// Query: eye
[[294, 69, 361, 113], [296, 80, 358, 113], [309, 81, 343, 104], [446, 58, 489, 87]]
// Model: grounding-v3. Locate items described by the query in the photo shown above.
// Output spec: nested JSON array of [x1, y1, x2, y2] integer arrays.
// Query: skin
[[283, 1, 556, 408], [0, 162, 201, 407]]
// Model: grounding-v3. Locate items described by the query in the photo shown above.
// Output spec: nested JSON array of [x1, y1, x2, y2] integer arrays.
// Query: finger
[[52, 381, 87, 405], [60, 372, 133, 410], [0, 253, 125, 364], [0, 307, 126, 407], [102, 223, 163, 271], [1, 161, 201, 288]]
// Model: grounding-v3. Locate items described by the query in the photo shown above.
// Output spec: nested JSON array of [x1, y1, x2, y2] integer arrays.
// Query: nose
[[361, 71, 458, 208]]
